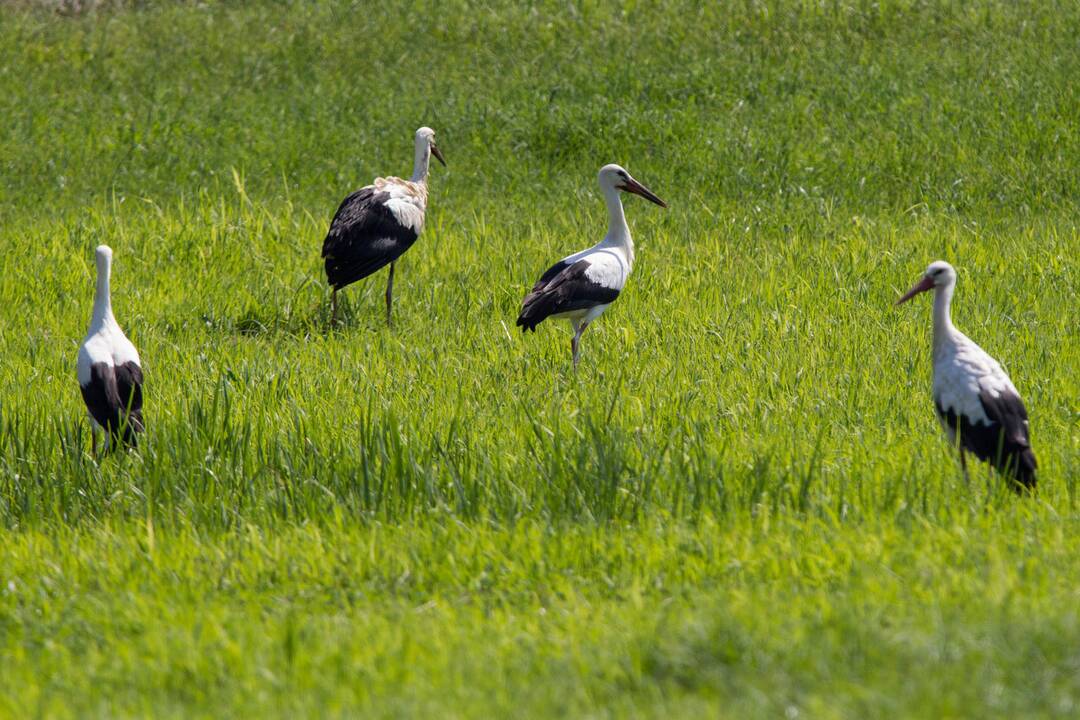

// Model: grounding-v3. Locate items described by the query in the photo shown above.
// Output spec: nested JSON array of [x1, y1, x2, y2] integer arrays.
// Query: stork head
[[598, 164, 667, 208], [95, 244, 113, 271], [895, 260, 956, 305], [415, 126, 446, 167]]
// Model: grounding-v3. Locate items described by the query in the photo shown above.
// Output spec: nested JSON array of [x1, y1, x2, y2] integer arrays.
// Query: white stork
[[896, 260, 1037, 491], [322, 126, 446, 326], [516, 164, 666, 367], [77, 245, 144, 454]]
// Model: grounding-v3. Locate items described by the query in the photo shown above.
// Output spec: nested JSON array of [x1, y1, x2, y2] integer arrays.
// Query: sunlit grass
[[0, 1, 1078, 716]]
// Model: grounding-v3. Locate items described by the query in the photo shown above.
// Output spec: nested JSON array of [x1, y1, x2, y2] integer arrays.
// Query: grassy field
[[1, 0, 1079, 716]]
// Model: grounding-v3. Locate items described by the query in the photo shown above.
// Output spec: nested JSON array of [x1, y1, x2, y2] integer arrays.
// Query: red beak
[[618, 177, 667, 208], [895, 275, 935, 305]]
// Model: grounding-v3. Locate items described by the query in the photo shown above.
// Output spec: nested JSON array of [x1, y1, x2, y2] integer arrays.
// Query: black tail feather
[[325, 254, 394, 290], [1009, 448, 1037, 492], [515, 293, 553, 332]]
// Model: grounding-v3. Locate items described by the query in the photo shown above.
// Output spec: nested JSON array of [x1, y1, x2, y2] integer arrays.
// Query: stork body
[[322, 127, 446, 326], [517, 164, 666, 367], [897, 261, 1036, 491], [77, 245, 144, 454]]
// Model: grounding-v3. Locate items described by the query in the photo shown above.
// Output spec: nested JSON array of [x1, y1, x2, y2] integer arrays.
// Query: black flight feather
[[936, 388, 1036, 491], [81, 361, 144, 448], [516, 259, 620, 332], [322, 187, 419, 290]]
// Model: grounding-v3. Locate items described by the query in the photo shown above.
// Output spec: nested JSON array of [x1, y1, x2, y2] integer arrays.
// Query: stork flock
[[78, 127, 1039, 493]]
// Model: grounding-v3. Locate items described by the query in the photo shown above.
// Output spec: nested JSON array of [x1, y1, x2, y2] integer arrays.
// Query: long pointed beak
[[619, 177, 667, 208], [895, 275, 935, 305], [430, 143, 446, 167]]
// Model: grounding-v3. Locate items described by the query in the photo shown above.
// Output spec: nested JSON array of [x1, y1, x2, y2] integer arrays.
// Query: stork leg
[[571, 320, 590, 369], [959, 448, 970, 484], [91, 430, 98, 460], [385, 262, 396, 327], [329, 288, 339, 329]]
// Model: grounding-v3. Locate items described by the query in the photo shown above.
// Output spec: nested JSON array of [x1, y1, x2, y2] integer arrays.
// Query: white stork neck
[[410, 142, 431, 183], [91, 254, 115, 329], [932, 281, 957, 353], [601, 185, 633, 265]]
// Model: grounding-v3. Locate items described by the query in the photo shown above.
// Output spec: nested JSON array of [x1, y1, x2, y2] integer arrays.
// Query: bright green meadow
[[1, 1, 1079, 716]]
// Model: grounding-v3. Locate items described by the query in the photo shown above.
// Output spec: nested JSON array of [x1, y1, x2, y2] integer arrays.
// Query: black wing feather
[[516, 259, 620, 331], [114, 361, 145, 441], [978, 388, 1036, 488], [936, 388, 1036, 490], [322, 187, 419, 290], [81, 361, 143, 448], [529, 259, 572, 293]]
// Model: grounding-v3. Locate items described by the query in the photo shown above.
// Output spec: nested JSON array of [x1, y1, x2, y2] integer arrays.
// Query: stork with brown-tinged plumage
[[322, 127, 445, 326]]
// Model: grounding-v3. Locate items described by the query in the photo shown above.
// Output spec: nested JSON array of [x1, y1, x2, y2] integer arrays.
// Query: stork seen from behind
[[77, 245, 144, 455]]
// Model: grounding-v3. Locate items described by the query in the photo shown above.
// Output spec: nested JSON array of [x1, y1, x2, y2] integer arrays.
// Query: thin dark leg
[[92, 430, 98, 460], [385, 262, 396, 327], [960, 448, 970, 484], [571, 321, 588, 369]]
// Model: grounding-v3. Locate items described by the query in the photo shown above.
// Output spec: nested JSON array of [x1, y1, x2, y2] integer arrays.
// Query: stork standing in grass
[[322, 126, 446, 326], [77, 245, 144, 455], [896, 260, 1037, 492], [516, 164, 666, 367]]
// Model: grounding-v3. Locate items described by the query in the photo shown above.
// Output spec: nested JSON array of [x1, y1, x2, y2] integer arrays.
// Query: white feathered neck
[[89, 247, 117, 334], [410, 135, 433, 184], [599, 183, 633, 271], [931, 274, 960, 360]]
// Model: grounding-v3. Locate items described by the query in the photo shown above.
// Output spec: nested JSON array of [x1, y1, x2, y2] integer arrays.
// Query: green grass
[[1, 0, 1079, 716]]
